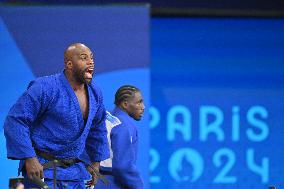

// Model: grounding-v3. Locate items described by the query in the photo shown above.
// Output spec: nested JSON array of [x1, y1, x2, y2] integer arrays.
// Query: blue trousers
[[23, 178, 85, 189]]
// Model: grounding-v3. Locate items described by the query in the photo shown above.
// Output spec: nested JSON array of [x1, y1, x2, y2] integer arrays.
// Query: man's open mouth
[[85, 67, 94, 79]]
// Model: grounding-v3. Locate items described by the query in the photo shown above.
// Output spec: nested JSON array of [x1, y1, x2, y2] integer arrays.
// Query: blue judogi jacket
[[99, 107, 143, 189], [4, 71, 110, 180]]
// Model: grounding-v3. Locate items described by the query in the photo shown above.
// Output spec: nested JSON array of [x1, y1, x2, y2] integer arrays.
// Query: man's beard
[[72, 68, 92, 84], [129, 111, 142, 121]]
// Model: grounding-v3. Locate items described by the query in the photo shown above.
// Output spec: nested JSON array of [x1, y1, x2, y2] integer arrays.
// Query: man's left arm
[[85, 107, 109, 162], [85, 91, 110, 184]]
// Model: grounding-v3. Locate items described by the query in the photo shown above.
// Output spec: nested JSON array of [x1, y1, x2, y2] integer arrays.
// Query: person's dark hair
[[114, 85, 140, 106]]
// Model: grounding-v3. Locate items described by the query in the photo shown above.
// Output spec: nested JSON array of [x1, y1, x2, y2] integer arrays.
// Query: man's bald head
[[63, 43, 94, 84], [64, 43, 90, 65]]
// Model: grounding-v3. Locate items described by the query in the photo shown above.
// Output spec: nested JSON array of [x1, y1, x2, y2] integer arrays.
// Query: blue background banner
[[150, 18, 284, 189], [0, 6, 150, 188]]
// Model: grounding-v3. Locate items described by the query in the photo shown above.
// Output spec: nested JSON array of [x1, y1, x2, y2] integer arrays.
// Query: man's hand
[[25, 157, 44, 180], [86, 162, 100, 188]]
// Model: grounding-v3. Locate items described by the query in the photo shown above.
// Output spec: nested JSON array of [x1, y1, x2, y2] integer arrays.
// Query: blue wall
[[150, 17, 284, 189]]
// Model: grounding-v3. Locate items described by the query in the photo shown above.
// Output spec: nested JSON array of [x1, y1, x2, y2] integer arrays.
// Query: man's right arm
[[4, 80, 47, 178]]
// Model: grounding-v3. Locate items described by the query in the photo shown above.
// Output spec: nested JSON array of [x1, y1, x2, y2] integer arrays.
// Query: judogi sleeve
[[111, 125, 144, 189], [85, 91, 110, 162], [4, 80, 49, 159]]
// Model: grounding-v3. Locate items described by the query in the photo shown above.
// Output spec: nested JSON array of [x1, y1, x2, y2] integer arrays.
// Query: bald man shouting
[[4, 43, 109, 189]]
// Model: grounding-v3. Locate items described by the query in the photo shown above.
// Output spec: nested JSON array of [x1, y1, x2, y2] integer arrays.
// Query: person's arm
[[85, 90, 110, 184], [85, 98, 109, 162], [111, 125, 143, 189], [4, 79, 48, 179]]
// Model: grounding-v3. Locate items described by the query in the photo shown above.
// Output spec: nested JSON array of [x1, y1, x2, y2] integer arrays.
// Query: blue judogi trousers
[[23, 178, 85, 189]]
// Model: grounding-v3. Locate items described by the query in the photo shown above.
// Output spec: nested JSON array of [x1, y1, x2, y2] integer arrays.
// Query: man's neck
[[64, 70, 85, 91]]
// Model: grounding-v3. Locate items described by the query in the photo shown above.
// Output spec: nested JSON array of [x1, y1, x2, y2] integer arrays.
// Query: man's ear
[[121, 100, 128, 110], [66, 60, 73, 69]]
